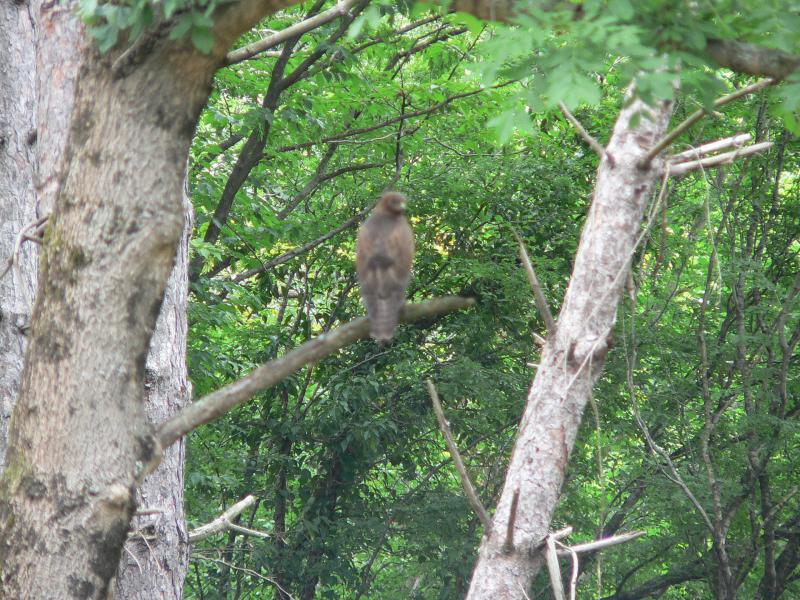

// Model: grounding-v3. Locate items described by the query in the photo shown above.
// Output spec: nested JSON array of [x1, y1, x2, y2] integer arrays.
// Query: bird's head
[[378, 191, 407, 215]]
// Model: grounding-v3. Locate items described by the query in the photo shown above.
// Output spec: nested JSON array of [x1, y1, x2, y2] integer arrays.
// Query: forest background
[[0, 0, 798, 599]]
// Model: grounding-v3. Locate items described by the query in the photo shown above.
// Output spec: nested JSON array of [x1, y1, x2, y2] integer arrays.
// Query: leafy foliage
[[181, 2, 800, 598]]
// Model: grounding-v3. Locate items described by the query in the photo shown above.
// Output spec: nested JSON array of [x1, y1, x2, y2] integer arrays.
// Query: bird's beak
[[399, 201, 407, 211]]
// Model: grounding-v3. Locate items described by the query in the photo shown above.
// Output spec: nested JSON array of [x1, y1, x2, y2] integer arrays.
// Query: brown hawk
[[356, 192, 415, 342]]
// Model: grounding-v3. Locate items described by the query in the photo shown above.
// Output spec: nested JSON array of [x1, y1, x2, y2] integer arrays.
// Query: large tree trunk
[[0, 0, 298, 591], [466, 95, 673, 598], [0, 16, 213, 600]]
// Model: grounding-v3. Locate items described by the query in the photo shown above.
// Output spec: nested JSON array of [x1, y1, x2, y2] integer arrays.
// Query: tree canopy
[[175, 2, 800, 598]]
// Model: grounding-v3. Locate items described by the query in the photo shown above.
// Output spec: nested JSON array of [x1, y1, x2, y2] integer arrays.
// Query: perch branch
[[157, 297, 474, 448], [426, 379, 492, 532]]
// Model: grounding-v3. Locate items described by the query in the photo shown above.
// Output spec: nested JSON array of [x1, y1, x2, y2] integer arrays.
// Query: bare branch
[[642, 78, 775, 166], [189, 495, 261, 542], [232, 204, 374, 283], [225, 0, 361, 65], [546, 534, 566, 600], [559, 102, 605, 157], [670, 133, 751, 162], [426, 379, 492, 532], [557, 530, 645, 556], [503, 490, 520, 554], [669, 141, 773, 176], [157, 297, 475, 449], [512, 228, 556, 336]]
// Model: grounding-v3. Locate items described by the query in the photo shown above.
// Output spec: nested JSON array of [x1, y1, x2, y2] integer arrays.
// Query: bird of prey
[[356, 192, 415, 342]]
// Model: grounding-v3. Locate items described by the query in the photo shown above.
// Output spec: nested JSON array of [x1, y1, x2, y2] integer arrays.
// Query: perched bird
[[356, 191, 415, 342]]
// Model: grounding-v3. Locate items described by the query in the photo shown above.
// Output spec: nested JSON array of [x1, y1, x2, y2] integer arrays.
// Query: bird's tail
[[369, 298, 401, 342]]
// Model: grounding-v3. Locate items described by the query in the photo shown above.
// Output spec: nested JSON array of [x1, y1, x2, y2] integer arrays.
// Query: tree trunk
[[0, 15, 215, 598], [0, 0, 38, 467], [466, 95, 673, 598], [115, 187, 192, 598]]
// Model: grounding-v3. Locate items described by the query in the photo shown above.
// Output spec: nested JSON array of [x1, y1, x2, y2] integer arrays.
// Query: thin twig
[[426, 379, 492, 532], [641, 78, 775, 166], [559, 102, 605, 157], [512, 228, 556, 336]]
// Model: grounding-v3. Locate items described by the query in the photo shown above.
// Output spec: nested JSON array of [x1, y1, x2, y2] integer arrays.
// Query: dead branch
[[668, 141, 773, 176], [503, 490, 520, 554], [189, 495, 263, 542], [559, 102, 605, 157], [670, 133, 751, 162], [642, 78, 775, 166], [426, 379, 492, 532], [225, 0, 361, 65], [512, 229, 556, 336]]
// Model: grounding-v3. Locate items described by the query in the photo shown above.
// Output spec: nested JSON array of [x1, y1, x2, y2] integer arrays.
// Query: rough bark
[[0, 0, 37, 467], [115, 188, 192, 598], [466, 95, 673, 598]]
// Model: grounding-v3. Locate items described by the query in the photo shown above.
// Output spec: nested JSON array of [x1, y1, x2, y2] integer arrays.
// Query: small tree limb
[[670, 133, 751, 162], [512, 229, 556, 336], [225, 0, 361, 65], [426, 379, 492, 532], [157, 297, 474, 449], [189, 495, 260, 542], [559, 102, 605, 157], [641, 78, 775, 166], [556, 530, 645, 556], [503, 490, 520, 554], [669, 141, 773, 176], [546, 534, 566, 600]]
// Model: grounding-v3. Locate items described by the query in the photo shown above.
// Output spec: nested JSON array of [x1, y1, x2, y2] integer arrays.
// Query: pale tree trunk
[[467, 97, 673, 598], [0, 0, 37, 466]]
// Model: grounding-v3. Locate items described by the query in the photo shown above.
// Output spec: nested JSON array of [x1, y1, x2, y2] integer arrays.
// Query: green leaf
[[191, 26, 215, 54]]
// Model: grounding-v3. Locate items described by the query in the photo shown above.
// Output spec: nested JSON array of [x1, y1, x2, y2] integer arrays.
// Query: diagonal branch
[[512, 228, 556, 336], [641, 78, 775, 166], [426, 379, 492, 532], [232, 203, 375, 283], [559, 102, 605, 157], [157, 297, 475, 449], [225, 0, 362, 65]]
